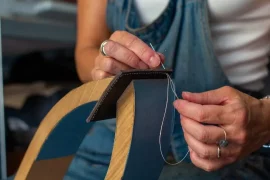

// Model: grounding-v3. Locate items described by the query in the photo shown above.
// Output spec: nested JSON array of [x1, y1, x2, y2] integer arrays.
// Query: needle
[[149, 43, 166, 70]]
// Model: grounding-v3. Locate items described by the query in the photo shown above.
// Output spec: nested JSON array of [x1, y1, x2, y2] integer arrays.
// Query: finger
[[97, 56, 133, 75], [110, 31, 161, 68], [174, 99, 229, 125], [156, 53, 166, 69], [183, 132, 237, 159], [157, 52, 165, 63], [182, 86, 236, 105], [103, 40, 149, 69], [91, 68, 113, 80], [190, 150, 235, 172], [181, 116, 226, 144]]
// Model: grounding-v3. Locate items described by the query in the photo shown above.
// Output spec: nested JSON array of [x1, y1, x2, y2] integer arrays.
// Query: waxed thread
[[150, 43, 189, 165]]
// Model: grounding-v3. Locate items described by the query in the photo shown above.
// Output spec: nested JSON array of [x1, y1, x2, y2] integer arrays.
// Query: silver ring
[[217, 146, 221, 158], [218, 127, 229, 148], [100, 40, 109, 57]]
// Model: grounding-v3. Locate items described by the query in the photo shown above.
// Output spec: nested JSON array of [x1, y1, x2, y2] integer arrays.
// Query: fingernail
[[149, 54, 160, 67], [173, 99, 186, 108], [157, 53, 165, 63], [138, 61, 148, 69], [173, 100, 179, 107]]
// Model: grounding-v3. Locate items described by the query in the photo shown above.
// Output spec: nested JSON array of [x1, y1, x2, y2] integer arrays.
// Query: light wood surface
[[14, 77, 113, 180], [105, 83, 135, 180], [26, 155, 74, 180]]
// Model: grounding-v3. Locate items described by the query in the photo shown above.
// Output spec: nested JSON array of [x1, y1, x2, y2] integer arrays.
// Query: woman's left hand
[[173, 86, 270, 172]]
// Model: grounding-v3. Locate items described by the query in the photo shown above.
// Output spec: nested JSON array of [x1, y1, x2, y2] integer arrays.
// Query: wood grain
[[14, 78, 113, 180], [27, 155, 74, 180], [105, 83, 135, 180]]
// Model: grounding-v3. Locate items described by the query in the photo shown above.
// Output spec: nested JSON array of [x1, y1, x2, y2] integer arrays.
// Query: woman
[[67, 0, 270, 179]]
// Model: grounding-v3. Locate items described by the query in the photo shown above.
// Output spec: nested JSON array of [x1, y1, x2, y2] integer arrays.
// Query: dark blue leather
[[87, 69, 172, 122], [37, 102, 97, 160], [123, 79, 174, 180], [34, 71, 174, 180]]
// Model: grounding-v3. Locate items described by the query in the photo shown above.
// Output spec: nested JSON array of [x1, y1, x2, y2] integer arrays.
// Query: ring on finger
[[218, 126, 229, 148], [217, 146, 221, 158], [100, 40, 110, 57]]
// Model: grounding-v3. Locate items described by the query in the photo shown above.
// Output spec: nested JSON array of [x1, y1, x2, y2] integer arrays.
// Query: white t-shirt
[[134, 0, 270, 91]]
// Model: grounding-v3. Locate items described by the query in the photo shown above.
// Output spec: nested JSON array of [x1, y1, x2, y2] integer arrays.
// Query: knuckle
[[98, 71, 107, 79], [223, 86, 233, 93], [230, 153, 239, 162], [103, 58, 114, 71], [226, 148, 234, 158], [225, 148, 238, 160], [124, 52, 139, 67], [198, 108, 206, 122], [111, 30, 124, 39], [138, 45, 148, 58], [229, 103, 249, 125], [105, 41, 117, 54], [197, 129, 209, 143], [226, 105, 234, 114], [125, 35, 138, 49], [202, 91, 210, 103], [200, 148, 210, 159], [236, 131, 248, 145]]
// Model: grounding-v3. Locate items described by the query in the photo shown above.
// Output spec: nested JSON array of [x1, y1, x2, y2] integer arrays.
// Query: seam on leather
[[89, 71, 168, 121]]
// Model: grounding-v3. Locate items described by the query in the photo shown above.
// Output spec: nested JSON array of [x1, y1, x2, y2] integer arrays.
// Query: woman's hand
[[91, 31, 164, 80], [173, 86, 270, 172]]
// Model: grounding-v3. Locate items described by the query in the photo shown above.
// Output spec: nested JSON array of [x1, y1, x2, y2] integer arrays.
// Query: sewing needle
[[149, 43, 166, 70]]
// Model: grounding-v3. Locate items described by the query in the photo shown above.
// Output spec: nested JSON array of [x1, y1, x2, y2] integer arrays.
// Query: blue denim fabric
[[62, 0, 270, 179], [64, 0, 225, 179], [107, 0, 230, 162], [64, 120, 115, 180]]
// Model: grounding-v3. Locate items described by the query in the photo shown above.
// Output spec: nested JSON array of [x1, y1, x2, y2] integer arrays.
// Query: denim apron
[[106, 0, 230, 162], [63, 0, 270, 179]]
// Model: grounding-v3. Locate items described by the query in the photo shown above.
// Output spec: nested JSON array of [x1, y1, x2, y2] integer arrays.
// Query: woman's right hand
[[91, 31, 164, 80]]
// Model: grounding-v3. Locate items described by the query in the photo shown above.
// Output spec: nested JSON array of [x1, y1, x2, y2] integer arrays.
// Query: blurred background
[[0, 0, 79, 179]]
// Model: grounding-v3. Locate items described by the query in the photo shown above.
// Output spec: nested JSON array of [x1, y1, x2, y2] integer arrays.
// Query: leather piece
[[87, 69, 172, 122], [33, 74, 173, 179], [123, 79, 174, 180], [37, 102, 97, 160]]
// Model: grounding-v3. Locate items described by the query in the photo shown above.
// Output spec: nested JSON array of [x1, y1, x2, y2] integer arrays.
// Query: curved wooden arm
[[15, 78, 113, 180]]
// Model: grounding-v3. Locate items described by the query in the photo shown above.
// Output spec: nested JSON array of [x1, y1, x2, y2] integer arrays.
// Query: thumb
[[157, 52, 165, 63], [182, 87, 230, 105]]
